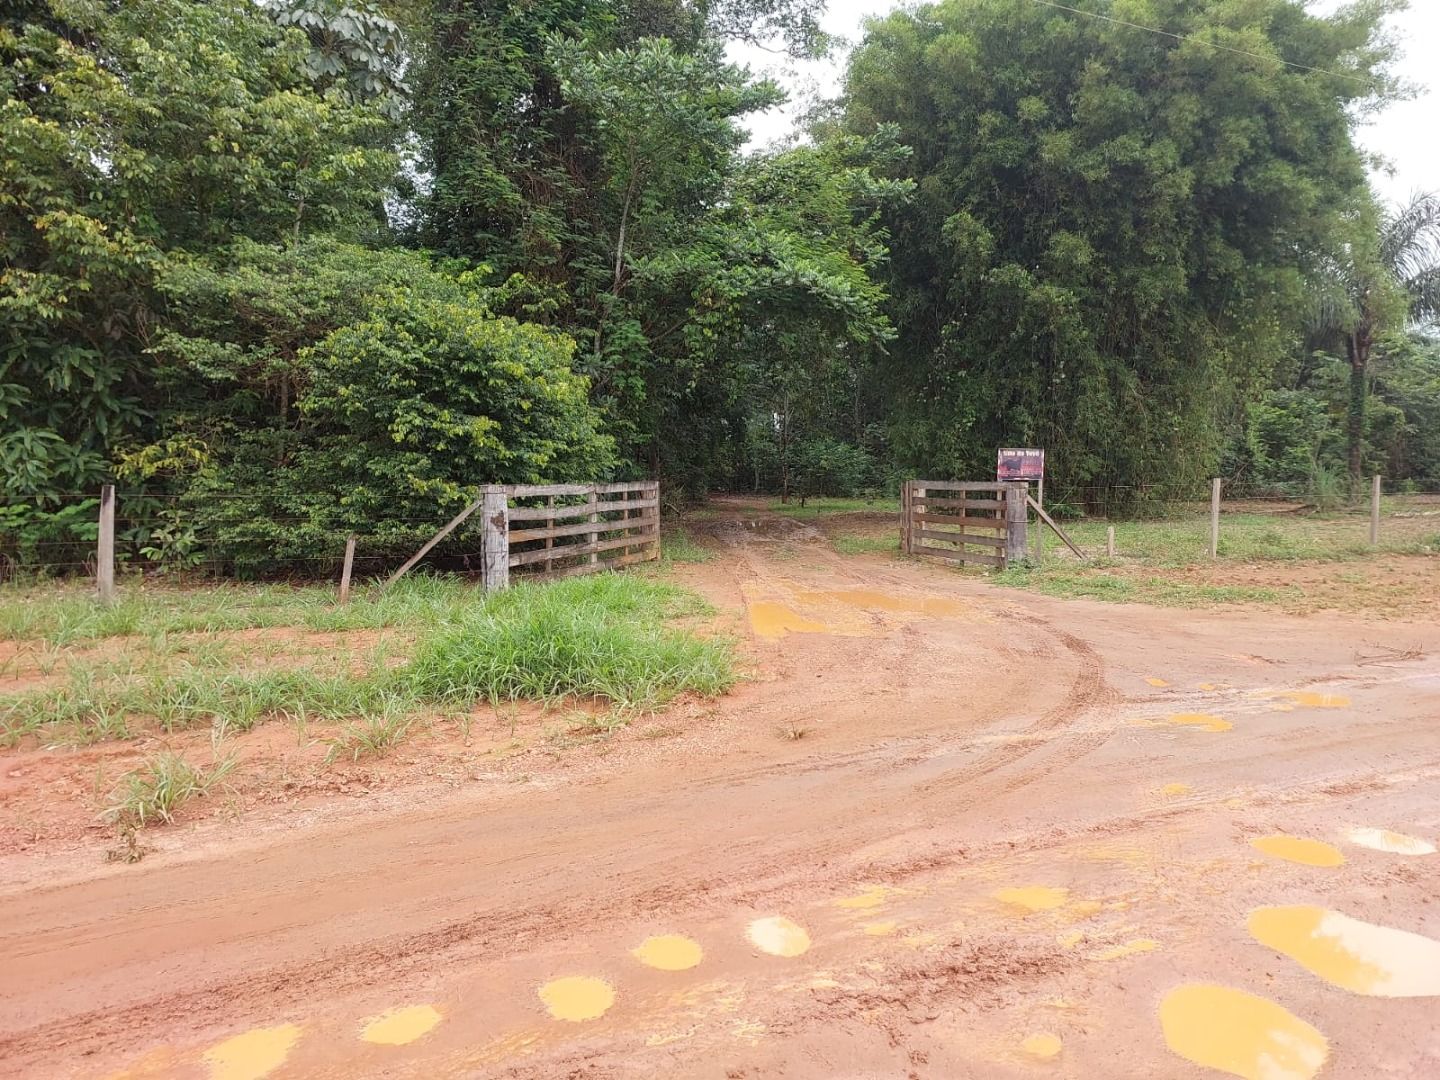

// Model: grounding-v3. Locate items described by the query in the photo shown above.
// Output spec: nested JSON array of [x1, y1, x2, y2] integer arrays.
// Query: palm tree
[[1321, 192, 1440, 491]]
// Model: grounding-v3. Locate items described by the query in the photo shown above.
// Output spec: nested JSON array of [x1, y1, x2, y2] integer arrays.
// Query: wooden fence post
[[481, 485, 509, 591], [900, 481, 910, 553], [1209, 478, 1222, 558], [97, 484, 115, 605], [587, 488, 599, 566], [1370, 475, 1381, 546], [1032, 475, 1044, 564], [1004, 482, 1028, 566], [1106, 525, 1115, 559], [338, 535, 356, 604]]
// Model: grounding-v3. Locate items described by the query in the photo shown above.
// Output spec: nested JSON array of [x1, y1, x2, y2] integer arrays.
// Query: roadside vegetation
[[0, 575, 736, 808]]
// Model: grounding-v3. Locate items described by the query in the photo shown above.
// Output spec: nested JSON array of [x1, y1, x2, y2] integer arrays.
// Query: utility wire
[[1024, 0, 1376, 87]]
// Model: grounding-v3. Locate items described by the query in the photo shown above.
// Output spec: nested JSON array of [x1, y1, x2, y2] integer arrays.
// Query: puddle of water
[[202, 1024, 302, 1080], [862, 920, 899, 937], [1249, 835, 1345, 868], [1163, 713, 1232, 733], [1346, 827, 1436, 856], [1145, 677, 1169, 687], [360, 1005, 442, 1046], [1091, 938, 1158, 962], [1159, 984, 1327, 1080], [993, 886, 1069, 914], [834, 886, 890, 910], [633, 935, 704, 971], [1248, 906, 1440, 996], [1272, 691, 1350, 709], [804, 589, 965, 617], [747, 916, 811, 957], [538, 976, 616, 1021], [1021, 1032, 1063, 1060], [1197, 682, 1218, 691], [748, 602, 831, 640], [1160, 783, 1191, 797]]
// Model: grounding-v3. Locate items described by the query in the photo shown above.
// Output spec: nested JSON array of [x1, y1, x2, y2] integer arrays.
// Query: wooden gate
[[901, 480, 1028, 569]]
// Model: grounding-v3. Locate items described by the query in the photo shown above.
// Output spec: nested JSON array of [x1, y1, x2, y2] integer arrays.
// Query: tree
[[843, 0, 1403, 504], [0, 0, 396, 499], [1314, 191, 1440, 490]]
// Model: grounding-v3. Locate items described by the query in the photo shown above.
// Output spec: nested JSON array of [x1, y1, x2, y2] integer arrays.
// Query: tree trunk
[[1346, 328, 1369, 497]]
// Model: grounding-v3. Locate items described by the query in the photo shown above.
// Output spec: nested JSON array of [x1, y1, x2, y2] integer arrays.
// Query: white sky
[[732, 0, 1437, 205]]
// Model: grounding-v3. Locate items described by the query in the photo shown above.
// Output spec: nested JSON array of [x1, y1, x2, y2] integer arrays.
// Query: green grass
[[767, 496, 900, 518], [831, 534, 899, 556], [0, 572, 735, 747], [661, 528, 713, 563], [104, 748, 238, 827], [406, 573, 734, 711], [993, 567, 1289, 608], [0, 574, 477, 645], [1051, 512, 1437, 566]]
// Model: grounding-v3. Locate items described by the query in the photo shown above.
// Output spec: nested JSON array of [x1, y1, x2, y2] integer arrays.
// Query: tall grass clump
[[104, 748, 237, 826], [405, 574, 734, 710]]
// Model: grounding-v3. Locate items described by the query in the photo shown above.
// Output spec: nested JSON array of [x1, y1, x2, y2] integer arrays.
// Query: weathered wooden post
[[481, 484, 509, 591], [900, 481, 910, 553], [1004, 482, 1029, 566], [1032, 474, 1044, 564], [1209, 478, 1222, 558], [1370, 474, 1381, 546], [1106, 525, 1116, 559], [338, 535, 356, 603], [587, 487, 599, 567], [97, 484, 115, 605]]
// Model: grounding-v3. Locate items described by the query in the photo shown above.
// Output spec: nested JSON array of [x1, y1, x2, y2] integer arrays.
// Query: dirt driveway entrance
[[3, 499, 1438, 1078]]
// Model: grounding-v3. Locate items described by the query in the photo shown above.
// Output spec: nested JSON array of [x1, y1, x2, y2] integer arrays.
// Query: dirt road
[[4, 500, 1439, 1079]]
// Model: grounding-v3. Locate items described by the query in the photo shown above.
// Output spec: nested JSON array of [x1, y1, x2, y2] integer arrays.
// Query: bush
[[791, 437, 878, 503]]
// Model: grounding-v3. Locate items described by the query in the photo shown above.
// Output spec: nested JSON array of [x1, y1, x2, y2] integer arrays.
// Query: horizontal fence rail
[[505, 481, 659, 583], [901, 480, 1027, 569]]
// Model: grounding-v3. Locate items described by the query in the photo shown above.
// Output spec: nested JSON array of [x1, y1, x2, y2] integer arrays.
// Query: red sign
[[997, 448, 1044, 481]]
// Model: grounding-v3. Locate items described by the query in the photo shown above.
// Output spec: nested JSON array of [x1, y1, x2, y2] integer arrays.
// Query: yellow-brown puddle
[[1346, 827, 1436, 856], [1161, 713, 1232, 733], [993, 886, 1069, 914], [1091, 938, 1158, 961], [538, 976, 616, 1021], [1271, 690, 1350, 709], [863, 920, 899, 937], [1249, 835, 1345, 868], [1159, 984, 1327, 1080], [202, 1024, 302, 1080], [748, 601, 831, 639], [1021, 1032, 1063, 1060], [360, 1005, 442, 1046], [801, 589, 965, 617], [1159, 782, 1191, 797], [632, 934, 703, 971], [747, 916, 811, 957], [1145, 677, 1169, 687], [1248, 905, 1440, 996], [833, 885, 890, 910]]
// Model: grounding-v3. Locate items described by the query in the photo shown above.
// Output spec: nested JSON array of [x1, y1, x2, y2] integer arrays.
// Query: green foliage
[[263, 0, 408, 115], [405, 573, 733, 710], [791, 437, 879, 503], [845, 0, 1402, 505], [1, 0, 396, 503], [104, 747, 238, 826]]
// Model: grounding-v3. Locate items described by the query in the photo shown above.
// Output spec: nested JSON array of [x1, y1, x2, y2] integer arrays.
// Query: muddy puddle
[[1249, 835, 1345, 867], [1248, 906, 1440, 997], [633, 934, 703, 971], [538, 976, 615, 1021], [1160, 984, 1327, 1080], [203, 1024, 302, 1080], [359, 1005, 441, 1046]]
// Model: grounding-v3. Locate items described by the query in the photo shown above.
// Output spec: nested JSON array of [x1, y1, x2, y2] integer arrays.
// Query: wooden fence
[[383, 481, 659, 592], [901, 480, 1028, 569]]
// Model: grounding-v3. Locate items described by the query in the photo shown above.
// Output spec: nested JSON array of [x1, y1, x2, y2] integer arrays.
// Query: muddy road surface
[[3, 500, 1439, 1079]]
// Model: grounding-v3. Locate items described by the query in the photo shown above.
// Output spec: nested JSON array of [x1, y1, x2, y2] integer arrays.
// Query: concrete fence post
[[1209, 478, 1222, 558], [1370, 475, 1381, 546], [97, 484, 115, 605]]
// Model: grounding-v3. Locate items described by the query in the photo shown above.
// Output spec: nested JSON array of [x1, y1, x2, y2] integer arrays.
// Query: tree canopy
[[2, 0, 1435, 573]]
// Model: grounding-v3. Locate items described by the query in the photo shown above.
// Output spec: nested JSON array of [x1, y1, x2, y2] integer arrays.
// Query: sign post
[[997, 449, 1045, 564]]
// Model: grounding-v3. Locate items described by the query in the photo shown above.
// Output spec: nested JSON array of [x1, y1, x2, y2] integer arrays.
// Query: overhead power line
[[1024, 0, 1376, 87]]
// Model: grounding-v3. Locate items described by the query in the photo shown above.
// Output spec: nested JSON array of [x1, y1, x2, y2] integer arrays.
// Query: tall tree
[[843, 0, 1403, 504], [1314, 191, 1440, 490]]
